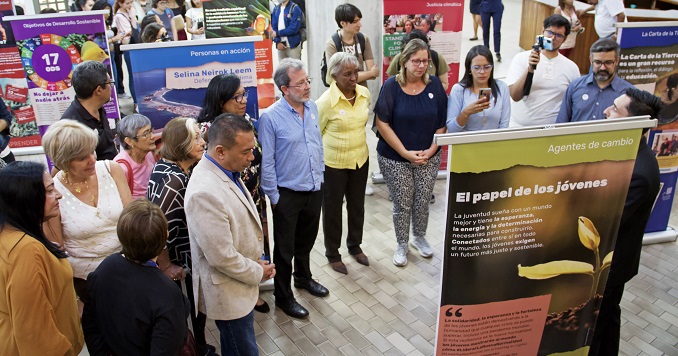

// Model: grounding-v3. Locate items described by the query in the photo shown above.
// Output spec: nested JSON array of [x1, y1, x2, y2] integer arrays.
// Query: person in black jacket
[[82, 199, 189, 355], [590, 87, 662, 356]]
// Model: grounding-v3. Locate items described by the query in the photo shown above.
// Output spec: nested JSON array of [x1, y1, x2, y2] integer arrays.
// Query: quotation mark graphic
[[445, 307, 463, 317]]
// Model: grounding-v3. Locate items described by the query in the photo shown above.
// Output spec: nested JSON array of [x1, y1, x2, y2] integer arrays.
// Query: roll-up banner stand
[[617, 21, 678, 244], [121, 37, 259, 130], [434, 117, 654, 355], [4, 10, 116, 155]]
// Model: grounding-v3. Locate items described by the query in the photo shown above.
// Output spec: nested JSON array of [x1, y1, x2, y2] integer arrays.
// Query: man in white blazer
[[185, 113, 276, 356]]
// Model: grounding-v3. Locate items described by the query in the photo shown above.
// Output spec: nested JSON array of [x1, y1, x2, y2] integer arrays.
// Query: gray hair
[[274, 58, 306, 91], [117, 114, 152, 150], [42, 119, 98, 171], [72, 61, 109, 99], [590, 38, 620, 57], [328, 52, 359, 83]]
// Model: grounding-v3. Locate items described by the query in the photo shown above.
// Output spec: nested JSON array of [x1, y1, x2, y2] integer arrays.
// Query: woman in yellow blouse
[[0, 162, 84, 355], [316, 52, 371, 275]]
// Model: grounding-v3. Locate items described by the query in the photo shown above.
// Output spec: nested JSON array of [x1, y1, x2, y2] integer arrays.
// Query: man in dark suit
[[590, 88, 662, 355]]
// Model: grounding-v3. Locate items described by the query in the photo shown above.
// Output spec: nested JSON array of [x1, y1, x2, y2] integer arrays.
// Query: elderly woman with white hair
[[113, 113, 156, 199], [42, 119, 132, 300], [316, 52, 371, 275]]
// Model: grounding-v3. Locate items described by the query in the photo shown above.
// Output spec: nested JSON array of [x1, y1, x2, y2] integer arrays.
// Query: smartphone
[[197, 20, 204, 29], [479, 88, 491, 101]]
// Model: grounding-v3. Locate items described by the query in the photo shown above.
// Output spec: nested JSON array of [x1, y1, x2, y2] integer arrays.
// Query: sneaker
[[496, 53, 502, 62], [410, 236, 433, 258], [365, 185, 374, 196], [118, 93, 132, 99], [393, 243, 408, 267], [430, 194, 435, 204]]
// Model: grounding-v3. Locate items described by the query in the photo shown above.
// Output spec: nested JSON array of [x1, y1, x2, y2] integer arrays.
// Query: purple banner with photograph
[[6, 12, 119, 135]]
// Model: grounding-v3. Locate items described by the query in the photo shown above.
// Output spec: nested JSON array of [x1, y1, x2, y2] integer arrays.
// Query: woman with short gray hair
[[113, 113, 156, 199], [316, 52, 371, 274]]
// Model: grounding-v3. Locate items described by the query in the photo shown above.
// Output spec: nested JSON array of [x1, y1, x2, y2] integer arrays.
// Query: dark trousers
[[481, 6, 503, 53], [588, 282, 624, 356], [177, 274, 209, 354], [215, 311, 257, 356], [272, 187, 322, 302], [322, 161, 368, 262], [113, 43, 125, 95], [123, 51, 137, 104]]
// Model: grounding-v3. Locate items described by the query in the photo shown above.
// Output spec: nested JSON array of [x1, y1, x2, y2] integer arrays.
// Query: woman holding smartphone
[[185, 0, 204, 40], [447, 45, 510, 132]]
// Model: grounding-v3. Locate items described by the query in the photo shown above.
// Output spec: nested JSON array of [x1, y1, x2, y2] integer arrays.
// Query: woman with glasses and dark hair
[[0, 161, 84, 355], [447, 45, 510, 132], [374, 39, 447, 267], [113, 114, 157, 199], [141, 22, 169, 42], [197, 74, 270, 313]]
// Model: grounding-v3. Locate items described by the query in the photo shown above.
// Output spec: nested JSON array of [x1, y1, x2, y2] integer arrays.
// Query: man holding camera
[[556, 38, 632, 123], [506, 15, 580, 127]]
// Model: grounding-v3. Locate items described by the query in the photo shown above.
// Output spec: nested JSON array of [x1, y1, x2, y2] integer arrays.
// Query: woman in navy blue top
[[374, 38, 447, 267]]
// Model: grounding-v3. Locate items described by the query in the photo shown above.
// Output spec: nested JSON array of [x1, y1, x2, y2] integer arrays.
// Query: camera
[[534, 35, 553, 51], [161, 33, 171, 42]]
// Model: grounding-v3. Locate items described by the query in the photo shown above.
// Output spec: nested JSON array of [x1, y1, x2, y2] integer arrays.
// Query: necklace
[[346, 94, 356, 101], [63, 172, 98, 216]]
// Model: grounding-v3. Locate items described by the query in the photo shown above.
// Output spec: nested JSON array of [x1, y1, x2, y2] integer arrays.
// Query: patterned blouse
[[147, 159, 192, 272]]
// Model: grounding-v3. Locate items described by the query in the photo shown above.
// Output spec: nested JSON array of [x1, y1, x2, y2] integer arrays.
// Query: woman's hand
[[402, 150, 426, 165], [161, 263, 186, 281], [462, 95, 491, 117]]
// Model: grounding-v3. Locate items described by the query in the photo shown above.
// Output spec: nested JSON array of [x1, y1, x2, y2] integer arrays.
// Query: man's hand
[[276, 42, 287, 50], [161, 263, 186, 281], [259, 260, 276, 281], [528, 49, 540, 73]]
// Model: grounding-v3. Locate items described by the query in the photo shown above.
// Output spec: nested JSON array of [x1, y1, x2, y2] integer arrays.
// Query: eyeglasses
[[286, 78, 312, 89], [133, 128, 154, 140], [102, 80, 115, 87], [592, 60, 616, 67], [410, 59, 430, 67], [471, 64, 494, 73], [232, 91, 249, 103], [544, 30, 566, 40]]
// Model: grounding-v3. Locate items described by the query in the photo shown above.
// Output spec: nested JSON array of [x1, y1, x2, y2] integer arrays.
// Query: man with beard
[[61, 61, 118, 160], [507, 14, 580, 127], [556, 38, 632, 123], [260, 58, 328, 319]]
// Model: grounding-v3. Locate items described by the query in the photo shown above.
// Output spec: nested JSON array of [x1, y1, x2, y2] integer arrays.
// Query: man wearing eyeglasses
[[60, 60, 118, 161], [556, 38, 632, 123], [506, 15, 580, 127], [259, 58, 328, 319]]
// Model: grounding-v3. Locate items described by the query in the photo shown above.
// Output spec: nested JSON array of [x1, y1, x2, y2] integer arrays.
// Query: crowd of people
[[0, 1, 665, 355]]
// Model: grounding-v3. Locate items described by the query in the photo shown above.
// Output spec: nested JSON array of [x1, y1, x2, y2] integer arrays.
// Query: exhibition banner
[[123, 38, 258, 129], [0, 0, 41, 149], [617, 21, 678, 232], [382, 0, 463, 91], [436, 122, 647, 355], [203, 0, 275, 109], [5, 11, 119, 139]]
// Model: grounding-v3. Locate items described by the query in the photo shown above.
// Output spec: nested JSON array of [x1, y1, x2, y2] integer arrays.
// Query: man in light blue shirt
[[259, 58, 328, 319], [556, 38, 632, 123]]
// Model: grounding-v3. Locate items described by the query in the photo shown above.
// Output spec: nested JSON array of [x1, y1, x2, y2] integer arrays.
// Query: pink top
[[114, 150, 155, 199]]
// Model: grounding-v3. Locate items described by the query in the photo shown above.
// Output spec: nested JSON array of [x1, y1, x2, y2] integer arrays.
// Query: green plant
[[517, 216, 613, 299]]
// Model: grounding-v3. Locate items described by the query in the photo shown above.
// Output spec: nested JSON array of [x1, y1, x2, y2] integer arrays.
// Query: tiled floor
[[108, 0, 677, 355]]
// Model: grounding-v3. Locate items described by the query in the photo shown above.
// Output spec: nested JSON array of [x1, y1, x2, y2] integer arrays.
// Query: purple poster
[[5, 11, 119, 134]]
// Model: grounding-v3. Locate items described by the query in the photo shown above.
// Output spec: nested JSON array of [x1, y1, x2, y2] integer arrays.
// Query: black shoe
[[294, 279, 329, 297], [254, 299, 270, 313], [496, 53, 502, 62], [275, 299, 309, 319]]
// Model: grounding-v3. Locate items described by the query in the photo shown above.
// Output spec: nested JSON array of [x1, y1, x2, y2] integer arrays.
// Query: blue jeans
[[215, 311, 258, 356]]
